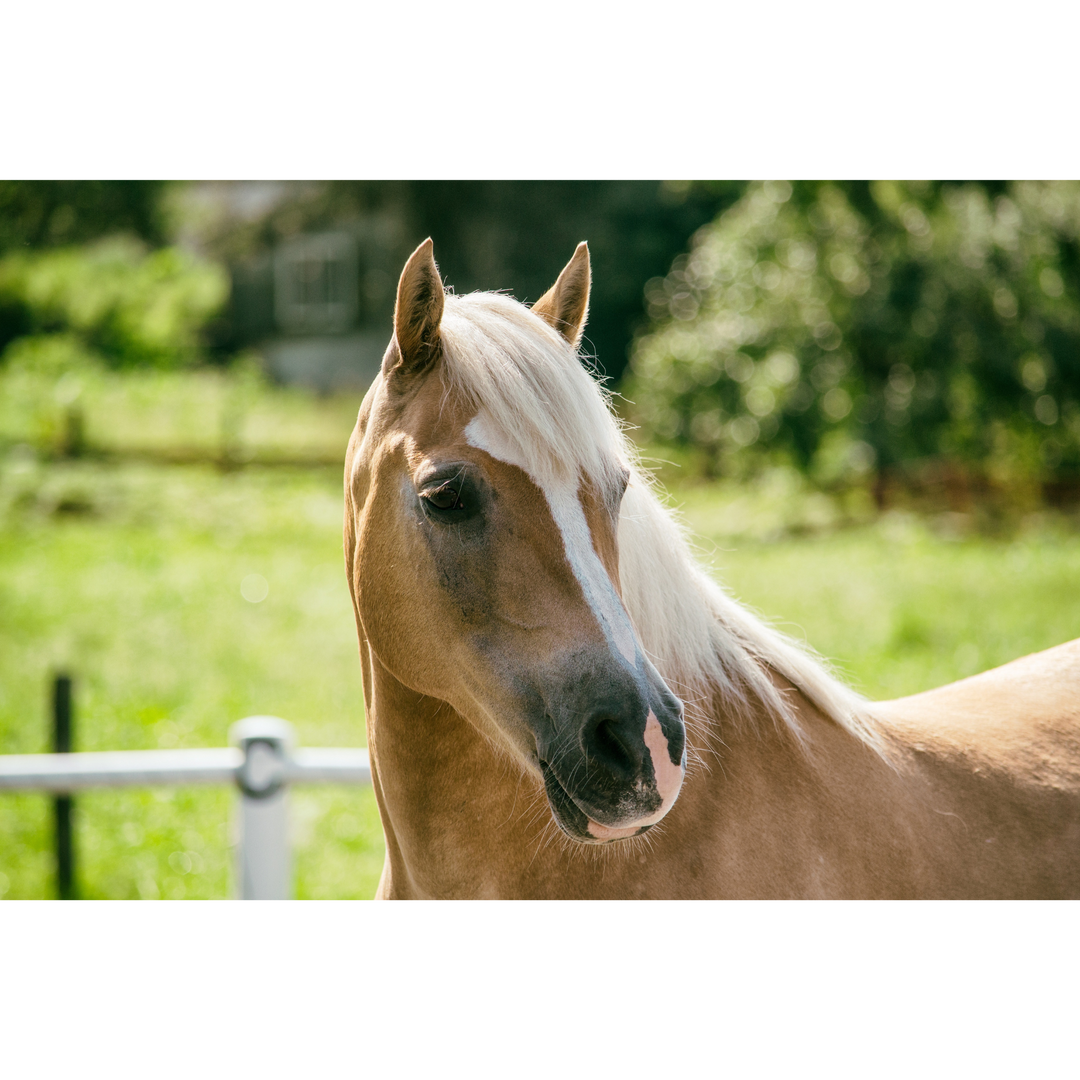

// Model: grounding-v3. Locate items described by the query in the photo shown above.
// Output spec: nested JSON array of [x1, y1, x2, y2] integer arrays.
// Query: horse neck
[[365, 649, 549, 899], [364, 644, 923, 898]]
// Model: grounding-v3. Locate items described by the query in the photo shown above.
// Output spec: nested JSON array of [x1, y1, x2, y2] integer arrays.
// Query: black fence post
[[53, 674, 76, 900]]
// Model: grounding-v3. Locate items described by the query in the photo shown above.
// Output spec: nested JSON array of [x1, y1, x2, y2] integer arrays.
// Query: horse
[[343, 238, 1080, 899]]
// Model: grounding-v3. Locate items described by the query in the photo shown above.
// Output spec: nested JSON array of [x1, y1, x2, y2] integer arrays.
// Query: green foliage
[[626, 181, 1080, 486], [0, 238, 229, 369], [0, 181, 167, 253], [183, 179, 745, 381]]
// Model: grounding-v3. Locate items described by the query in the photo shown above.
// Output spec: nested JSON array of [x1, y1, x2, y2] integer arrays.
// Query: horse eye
[[423, 484, 462, 511]]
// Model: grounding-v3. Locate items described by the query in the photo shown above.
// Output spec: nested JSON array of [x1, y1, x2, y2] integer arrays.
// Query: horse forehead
[[462, 409, 617, 518], [396, 373, 474, 444]]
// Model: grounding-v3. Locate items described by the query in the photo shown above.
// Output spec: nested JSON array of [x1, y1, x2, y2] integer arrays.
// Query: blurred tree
[[0, 238, 229, 369], [0, 181, 167, 253], [0, 174, 212, 365], [626, 181, 1080, 496], [396, 181, 745, 382], [1, 181, 741, 380], [187, 181, 745, 382]]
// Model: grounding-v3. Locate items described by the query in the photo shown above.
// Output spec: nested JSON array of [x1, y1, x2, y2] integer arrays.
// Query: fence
[[0, 691, 371, 899]]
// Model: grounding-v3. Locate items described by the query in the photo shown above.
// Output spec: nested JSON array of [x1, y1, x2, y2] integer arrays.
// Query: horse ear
[[385, 238, 445, 384], [532, 242, 590, 347]]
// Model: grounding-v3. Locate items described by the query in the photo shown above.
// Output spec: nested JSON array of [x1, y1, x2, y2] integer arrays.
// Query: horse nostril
[[588, 716, 639, 775]]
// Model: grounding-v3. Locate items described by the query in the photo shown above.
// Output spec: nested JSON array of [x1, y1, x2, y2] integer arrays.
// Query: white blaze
[[465, 411, 638, 666]]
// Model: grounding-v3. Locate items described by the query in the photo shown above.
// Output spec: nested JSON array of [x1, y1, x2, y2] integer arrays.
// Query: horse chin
[[540, 761, 657, 846]]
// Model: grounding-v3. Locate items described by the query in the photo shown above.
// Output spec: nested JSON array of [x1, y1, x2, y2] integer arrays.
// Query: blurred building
[[203, 180, 742, 390], [227, 216, 404, 392]]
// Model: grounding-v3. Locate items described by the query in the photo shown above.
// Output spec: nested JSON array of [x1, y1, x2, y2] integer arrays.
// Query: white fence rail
[[0, 716, 371, 900]]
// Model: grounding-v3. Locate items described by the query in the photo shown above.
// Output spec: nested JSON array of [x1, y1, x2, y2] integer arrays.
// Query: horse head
[[346, 239, 686, 844]]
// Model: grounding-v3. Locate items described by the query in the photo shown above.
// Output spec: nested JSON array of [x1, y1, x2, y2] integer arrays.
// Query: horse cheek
[[431, 546, 494, 626], [357, 516, 447, 691]]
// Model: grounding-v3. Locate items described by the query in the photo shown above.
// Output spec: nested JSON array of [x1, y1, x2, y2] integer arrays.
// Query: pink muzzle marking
[[586, 711, 685, 840]]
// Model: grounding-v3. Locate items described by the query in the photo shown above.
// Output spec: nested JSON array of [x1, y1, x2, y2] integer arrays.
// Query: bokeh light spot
[[242, 574, 269, 603]]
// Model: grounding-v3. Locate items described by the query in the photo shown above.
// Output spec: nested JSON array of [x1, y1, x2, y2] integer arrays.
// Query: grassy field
[[1, 369, 1078, 900], [673, 479, 1080, 700], [0, 458, 382, 900]]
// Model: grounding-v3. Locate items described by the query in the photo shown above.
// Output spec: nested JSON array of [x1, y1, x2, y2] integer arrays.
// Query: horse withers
[[343, 238, 1080, 898]]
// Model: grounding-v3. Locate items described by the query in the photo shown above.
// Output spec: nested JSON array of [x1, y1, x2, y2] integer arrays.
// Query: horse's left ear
[[532, 242, 590, 347], [385, 237, 445, 385]]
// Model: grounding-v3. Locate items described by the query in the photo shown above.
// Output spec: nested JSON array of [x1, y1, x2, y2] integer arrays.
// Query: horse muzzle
[[539, 707, 687, 845]]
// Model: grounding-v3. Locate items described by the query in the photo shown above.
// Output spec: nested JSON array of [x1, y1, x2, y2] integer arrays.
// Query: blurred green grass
[[665, 471, 1080, 698], [0, 459, 381, 899], [0, 360, 363, 464], [1, 368, 1078, 900], [686, 512, 1080, 700]]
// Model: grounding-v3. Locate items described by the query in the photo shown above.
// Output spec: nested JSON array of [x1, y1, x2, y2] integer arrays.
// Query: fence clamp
[[230, 716, 293, 800]]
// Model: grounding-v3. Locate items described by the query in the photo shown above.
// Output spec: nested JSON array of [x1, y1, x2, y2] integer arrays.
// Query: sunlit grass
[[651, 460, 1080, 700], [0, 361, 364, 463], [686, 512, 1080, 701], [0, 458, 377, 900]]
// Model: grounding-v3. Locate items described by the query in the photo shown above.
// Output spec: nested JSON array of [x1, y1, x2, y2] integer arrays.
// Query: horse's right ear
[[384, 238, 445, 386]]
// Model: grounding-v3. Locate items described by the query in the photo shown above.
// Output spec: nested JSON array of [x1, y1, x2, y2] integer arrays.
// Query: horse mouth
[[539, 760, 652, 845]]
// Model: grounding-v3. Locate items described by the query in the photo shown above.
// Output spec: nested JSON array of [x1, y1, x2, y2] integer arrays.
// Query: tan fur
[[344, 244, 1080, 899], [388, 238, 444, 383], [531, 241, 591, 346]]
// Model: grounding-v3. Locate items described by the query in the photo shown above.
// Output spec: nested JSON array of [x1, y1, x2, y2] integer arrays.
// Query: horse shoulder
[[874, 638, 1080, 787], [844, 641, 1080, 896]]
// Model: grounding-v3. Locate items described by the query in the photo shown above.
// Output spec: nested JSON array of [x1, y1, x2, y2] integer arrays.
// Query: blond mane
[[437, 290, 884, 755]]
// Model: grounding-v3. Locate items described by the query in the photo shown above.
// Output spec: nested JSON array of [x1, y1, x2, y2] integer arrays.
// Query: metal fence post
[[53, 674, 76, 900], [230, 717, 293, 900]]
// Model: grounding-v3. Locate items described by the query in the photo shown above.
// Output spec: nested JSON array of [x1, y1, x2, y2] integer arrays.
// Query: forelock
[[438, 292, 628, 491]]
